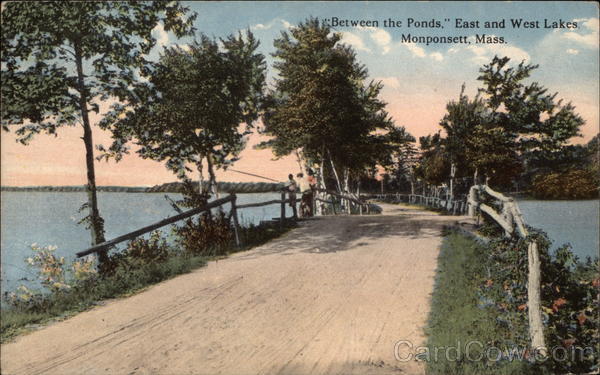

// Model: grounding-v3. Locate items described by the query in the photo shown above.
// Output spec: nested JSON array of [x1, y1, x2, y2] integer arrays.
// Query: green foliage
[[173, 211, 232, 256], [1, 2, 196, 134], [421, 56, 586, 191], [531, 169, 599, 199], [2, 218, 294, 342], [426, 232, 532, 374], [1, 1, 195, 245], [474, 216, 599, 374], [429, 229, 599, 374], [101, 30, 266, 192], [261, 17, 413, 191]]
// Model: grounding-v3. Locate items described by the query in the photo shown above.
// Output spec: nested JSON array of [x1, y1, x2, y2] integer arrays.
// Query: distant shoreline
[[1, 181, 284, 194]]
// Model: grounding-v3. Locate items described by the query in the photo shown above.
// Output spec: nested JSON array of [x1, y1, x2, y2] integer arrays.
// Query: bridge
[[1, 202, 466, 375]]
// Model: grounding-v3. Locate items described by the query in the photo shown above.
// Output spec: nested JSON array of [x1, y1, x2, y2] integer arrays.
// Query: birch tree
[[102, 32, 266, 197], [1, 2, 195, 248]]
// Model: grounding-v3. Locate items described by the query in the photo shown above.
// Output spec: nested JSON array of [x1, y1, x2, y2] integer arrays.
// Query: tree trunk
[[327, 149, 343, 194], [315, 154, 326, 216], [342, 168, 350, 213], [74, 40, 105, 252], [449, 162, 455, 199], [197, 158, 206, 194], [294, 149, 304, 175], [206, 152, 218, 198]]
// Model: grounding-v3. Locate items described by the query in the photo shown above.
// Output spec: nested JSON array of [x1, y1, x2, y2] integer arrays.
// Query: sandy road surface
[[2, 203, 465, 375]]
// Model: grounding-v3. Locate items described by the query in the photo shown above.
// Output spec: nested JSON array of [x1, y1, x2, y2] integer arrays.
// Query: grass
[[0, 221, 295, 343], [425, 231, 538, 375]]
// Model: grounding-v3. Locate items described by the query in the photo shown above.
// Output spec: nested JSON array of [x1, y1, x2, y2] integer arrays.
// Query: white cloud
[[404, 43, 426, 58], [455, 37, 530, 64], [251, 23, 271, 31], [376, 76, 401, 90], [152, 22, 169, 47], [429, 52, 444, 61], [557, 18, 598, 48], [340, 31, 371, 53], [250, 18, 294, 32], [566, 48, 579, 55], [369, 28, 392, 54]]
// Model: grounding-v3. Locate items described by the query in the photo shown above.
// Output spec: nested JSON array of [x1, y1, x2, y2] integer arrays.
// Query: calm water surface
[[516, 199, 599, 261], [1, 191, 289, 293], [1, 192, 598, 294]]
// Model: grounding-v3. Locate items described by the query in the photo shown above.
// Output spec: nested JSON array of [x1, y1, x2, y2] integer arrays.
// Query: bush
[[531, 169, 599, 200], [477, 225, 599, 374], [173, 211, 232, 256]]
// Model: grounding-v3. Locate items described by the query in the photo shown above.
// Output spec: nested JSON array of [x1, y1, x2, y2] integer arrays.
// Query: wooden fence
[[467, 184, 547, 352], [76, 189, 374, 258], [76, 192, 297, 258], [366, 192, 469, 215]]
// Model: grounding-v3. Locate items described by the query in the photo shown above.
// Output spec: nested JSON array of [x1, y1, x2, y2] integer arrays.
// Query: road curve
[[1, 203, 466, 375]]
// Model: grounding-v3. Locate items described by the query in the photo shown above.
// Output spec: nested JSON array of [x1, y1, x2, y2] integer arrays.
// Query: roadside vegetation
[[1, 206, 296, 343], [427, 228, 599, 375]]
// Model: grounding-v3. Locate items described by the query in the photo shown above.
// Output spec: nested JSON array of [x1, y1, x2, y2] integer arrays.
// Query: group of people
[[284, 170, 316, 219]]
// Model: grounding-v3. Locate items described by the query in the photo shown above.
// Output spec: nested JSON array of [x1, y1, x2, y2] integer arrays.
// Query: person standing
[[298, 171, 315, 217], [284, 174, 298, 219]]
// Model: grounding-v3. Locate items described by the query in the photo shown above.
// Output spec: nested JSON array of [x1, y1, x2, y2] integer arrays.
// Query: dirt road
[[2, 203, 464, 375]]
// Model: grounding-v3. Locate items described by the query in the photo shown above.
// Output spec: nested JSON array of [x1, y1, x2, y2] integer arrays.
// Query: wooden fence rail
[[467, 184, 546, 353], [366, 192, 468, 215], [76, 193, 302, 258], [76, 195, 235, 258]]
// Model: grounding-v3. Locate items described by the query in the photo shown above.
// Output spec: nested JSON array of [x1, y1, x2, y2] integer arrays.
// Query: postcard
[[1, 1, 598, 374]]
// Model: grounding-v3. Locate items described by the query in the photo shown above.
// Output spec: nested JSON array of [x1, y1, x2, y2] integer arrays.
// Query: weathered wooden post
[[467, 185, 479, 217], [512, 203, 547, 354], [229, 193, 241, 247], [527, 240, 547, 354], [280, 191, 286, 228]]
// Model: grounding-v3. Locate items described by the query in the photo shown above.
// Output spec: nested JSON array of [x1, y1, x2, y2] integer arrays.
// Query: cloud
[[429, 52, 444, 61], [566, 48, 579, 55], [152, 22, 169, 47], [252, 18, 294, 32], [404, 42, 426, 58], [375, 76, 401, 90], [556, 18, 598, 48], [251, 23, 271, 31], [340, 31, 371, 52], [449, 38, 530, 65]]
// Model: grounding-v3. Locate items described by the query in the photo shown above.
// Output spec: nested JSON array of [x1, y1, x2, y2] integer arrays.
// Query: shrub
[[478, 228, 599, 374], [532, 169, 599, 200], [173, 211, 232, 256]]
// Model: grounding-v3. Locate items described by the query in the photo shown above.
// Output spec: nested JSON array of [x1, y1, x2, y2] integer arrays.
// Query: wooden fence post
[[467, 185, 479, 217], [230, 193, 241, 247], [527, 241, 547, 354], [280, 192, 286, 228]]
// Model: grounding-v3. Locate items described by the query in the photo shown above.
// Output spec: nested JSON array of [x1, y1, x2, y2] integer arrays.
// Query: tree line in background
[[2, 2, 597, 249]]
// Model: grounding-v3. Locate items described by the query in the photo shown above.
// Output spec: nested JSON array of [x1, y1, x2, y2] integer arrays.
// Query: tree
[[261, 18, 405, 196], [439, 84, 488, 193], [102, 32, 266, 197], [477, 56, 584, 186], [1, 2, 195, 248]]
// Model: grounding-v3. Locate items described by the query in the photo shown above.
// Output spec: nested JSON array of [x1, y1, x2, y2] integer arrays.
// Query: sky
[[1, 1, 598, 186]]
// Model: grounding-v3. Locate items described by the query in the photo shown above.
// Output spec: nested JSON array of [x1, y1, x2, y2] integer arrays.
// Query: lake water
[[516, 199, 599, 261], [1, 192, 598, 294], [0, 191, 290, 294]]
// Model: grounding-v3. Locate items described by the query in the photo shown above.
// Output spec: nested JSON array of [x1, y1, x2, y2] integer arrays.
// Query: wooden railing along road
[[76, 189, 372, 258], [466, 184, 547, 352], [76, 183, 544, 353]]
